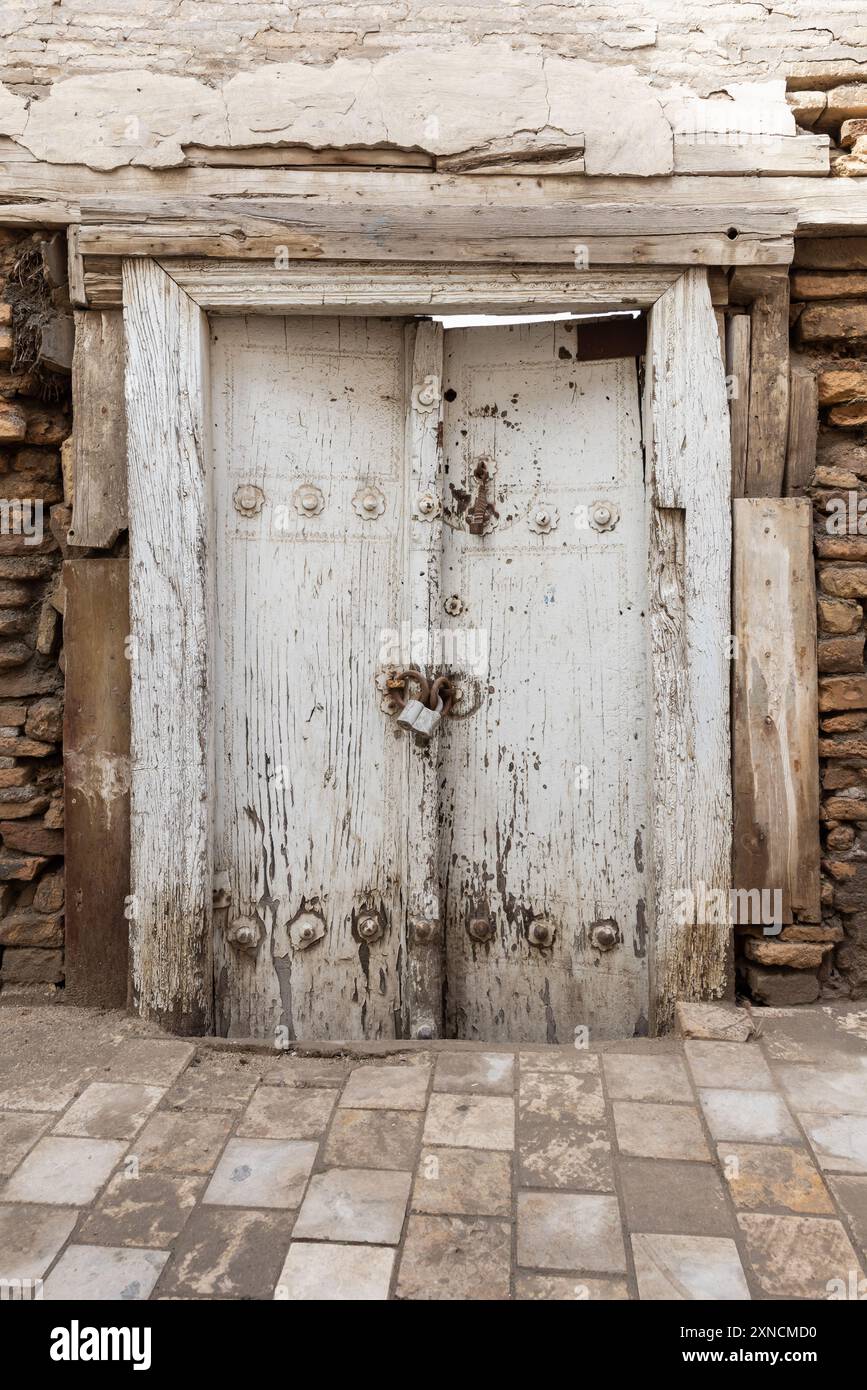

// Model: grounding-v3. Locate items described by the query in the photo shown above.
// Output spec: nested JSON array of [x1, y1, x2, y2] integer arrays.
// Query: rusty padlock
[[411, 676, 453, 744], [395, 669, 431, 734]]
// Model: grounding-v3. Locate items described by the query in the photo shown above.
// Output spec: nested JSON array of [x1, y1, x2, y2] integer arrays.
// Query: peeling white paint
[[0, 47, 673, 175]]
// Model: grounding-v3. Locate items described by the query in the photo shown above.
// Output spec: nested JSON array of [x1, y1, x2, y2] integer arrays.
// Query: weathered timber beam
[[0, 166, 857, 227]]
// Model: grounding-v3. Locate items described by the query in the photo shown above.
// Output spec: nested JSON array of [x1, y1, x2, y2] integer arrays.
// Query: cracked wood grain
[[644, 268, 733, 1030], [123, 257, 214, 1035]]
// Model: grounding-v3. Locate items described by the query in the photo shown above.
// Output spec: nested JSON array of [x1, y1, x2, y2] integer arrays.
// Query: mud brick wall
[[0, 230, 69, 994], [787, 238, 867, 1003]]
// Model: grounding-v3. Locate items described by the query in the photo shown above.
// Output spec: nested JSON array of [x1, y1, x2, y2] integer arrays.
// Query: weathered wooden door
[[211, 314, 647, 1041], [210, 316, 414, 1038], [439, 322, 648, 1040]]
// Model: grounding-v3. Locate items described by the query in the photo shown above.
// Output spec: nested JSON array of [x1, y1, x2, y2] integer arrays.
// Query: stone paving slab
[[0, 1002, 866, 1299]]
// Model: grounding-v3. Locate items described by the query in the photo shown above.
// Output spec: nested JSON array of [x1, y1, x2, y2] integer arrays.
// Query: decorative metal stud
[[468, 916, 495, 943], [233, 483, 265, 517], [590, 918, 620, 951], [527, 503, 560, 535], [443, 594, 464, 617], [357, 911, 384, 943], [227, 915, 262, 953], [528, 919, 556, 948], [293, 483, 325, 517], [414, 491, 442, 520], [289, 912, 326, 951], [412, 375, 441, 413], [412, 918, 440, 945], [589, 500, 620, 533], [352, 485, 386, 520]]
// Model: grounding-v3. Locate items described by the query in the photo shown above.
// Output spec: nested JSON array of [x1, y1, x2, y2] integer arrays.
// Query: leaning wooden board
[[733, 498, 821, 922], [63, 559, 131, 1007], [70, 308, 128, 548]]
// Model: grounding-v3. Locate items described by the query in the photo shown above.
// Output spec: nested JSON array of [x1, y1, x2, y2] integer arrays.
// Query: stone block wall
[[0, 230, 69, 996], [790, 237, 867, 1004]]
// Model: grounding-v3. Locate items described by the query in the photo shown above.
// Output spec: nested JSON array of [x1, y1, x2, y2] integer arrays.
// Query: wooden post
[[70, 308, 128, 548], [733, 498, 821, 921], [745, 276, 790, 497], [122, 258, 214, 1034], [644, 269, 733, 1031], [64, 559, 131, 1008], [784, 357, 819, 497]]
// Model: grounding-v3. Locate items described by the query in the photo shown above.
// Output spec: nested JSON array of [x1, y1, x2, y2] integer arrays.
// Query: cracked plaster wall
[[0, 2, 866, 94]]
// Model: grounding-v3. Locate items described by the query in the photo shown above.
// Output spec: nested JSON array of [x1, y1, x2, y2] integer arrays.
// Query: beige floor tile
[[827, 1175, 867, 1252], [517, 1192, 626, 1273], [699, 1088, 799, 1143], [518, 1119, 615, 1191], [684, 1041, 774, 1091], [237, 1086, 336, 1139], [132, 1110, 233, 1175], [323, 1108, 423, 1170], [737, 1212, 862, 1299], [776, 1062, 867, 1117], [0, 1203, 77, 1281], [519, 1071, 606, 1124], [293, 1168, 411, 1244], [76, 1172, 206, 1249], [203, 1139, 317, 1209], [53, 1083, 164, 1140], [43, 1244, 168, 1300], [602, 1053, 692, 1103], [423, 1094, 515, 1151], [0, 1111, 51, 1176], [433, 1052, 514, 1095], [618, 1158, 733, 1234], [631, 1233, 751, 1301], [800, 1113, 867, 1174], [396, 1214, 511, 1300], [716, 1142, 835, 1214], [613, 1102, 710, 1161], [412, 1146, 512, 1216], [2, 1136, 126, 1205], [339, 1064, 430, 1112], [276, 1241, 394, 1300], [156, 1207, 295, 1299]]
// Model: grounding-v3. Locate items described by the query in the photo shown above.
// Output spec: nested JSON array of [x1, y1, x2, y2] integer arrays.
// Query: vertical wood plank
[[745, 277, 790, 497], [123, 258, 214, 1034], [784, 357, 819, 497], [726, 312, 751, 499], [644, 268, 733, 1031], [403, 320, 445, 1039], [733, 498, 820, 921], [70, 308, 128, 548], [63, 558, 130, 1008]]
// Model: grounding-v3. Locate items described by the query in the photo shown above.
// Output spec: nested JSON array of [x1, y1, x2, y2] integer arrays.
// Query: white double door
[[210, 312, 648, 1042]]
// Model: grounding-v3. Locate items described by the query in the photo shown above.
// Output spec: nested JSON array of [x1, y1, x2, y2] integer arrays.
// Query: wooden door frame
[[122, 256, 731, 1037]]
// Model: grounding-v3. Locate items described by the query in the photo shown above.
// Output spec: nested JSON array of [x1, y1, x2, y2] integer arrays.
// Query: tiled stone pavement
[[1, 1003, 867, 1300]]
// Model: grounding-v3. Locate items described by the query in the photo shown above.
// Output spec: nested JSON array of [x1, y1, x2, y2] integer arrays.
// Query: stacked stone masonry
[[790, 80, 867, 999], [0, 231, 68, 993]]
